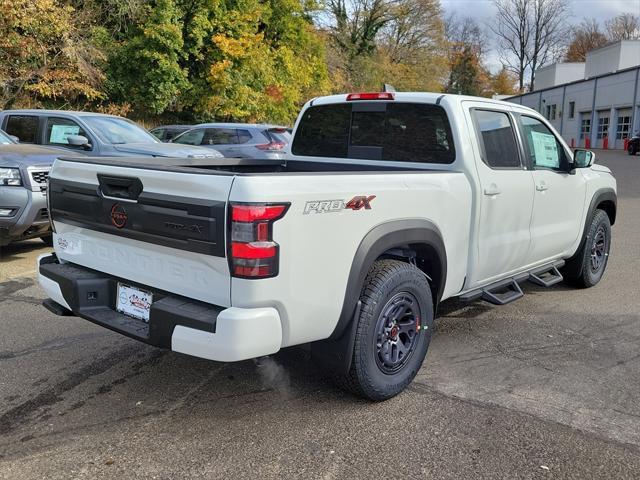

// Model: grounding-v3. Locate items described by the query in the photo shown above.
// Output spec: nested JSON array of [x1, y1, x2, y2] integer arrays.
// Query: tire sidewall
[[354, 263, 433, 400], [580, 210, 611, 287]]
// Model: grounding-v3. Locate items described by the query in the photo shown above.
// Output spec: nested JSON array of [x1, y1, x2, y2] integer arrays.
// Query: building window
[[616, 115, 631, 140], [568, 102, 575, 119], [545, 105, 557, 120], [580, 118, 590, 139], [597, 116, 609, 139]]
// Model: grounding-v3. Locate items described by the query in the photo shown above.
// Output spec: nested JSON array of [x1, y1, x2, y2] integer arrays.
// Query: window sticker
[[50, 124, 80, 144], [530, 131, 559, 168]]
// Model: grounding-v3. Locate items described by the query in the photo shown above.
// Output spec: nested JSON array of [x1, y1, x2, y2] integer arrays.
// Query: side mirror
[[9, 135, 19, 143], [66, 135, 91, 150], [571, 149, 595, 170]]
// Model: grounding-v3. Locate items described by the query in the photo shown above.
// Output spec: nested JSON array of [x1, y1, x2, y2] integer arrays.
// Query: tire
[[564, 209, 611, 288], [628, 145, 636, 156], [336, 259, 434, 401], [41, 235, 54, 247]]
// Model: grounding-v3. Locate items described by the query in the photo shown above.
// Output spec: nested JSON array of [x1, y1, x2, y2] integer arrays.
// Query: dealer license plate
[[116, 283, 153, 322]]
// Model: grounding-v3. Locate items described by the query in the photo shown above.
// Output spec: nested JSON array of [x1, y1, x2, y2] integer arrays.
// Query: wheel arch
[[312, 219, 446, 375], [562, 187, 616, 279], [331, 219, 447, 340]]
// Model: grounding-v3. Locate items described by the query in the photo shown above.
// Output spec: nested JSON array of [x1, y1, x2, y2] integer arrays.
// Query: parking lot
[[0, 149, 638, 479]]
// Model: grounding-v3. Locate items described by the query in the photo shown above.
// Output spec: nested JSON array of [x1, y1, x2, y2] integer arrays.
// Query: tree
[[446, 45, 483, 96], [199, 0, 329, 123], [444, 15, 491, 96], [527, 0, 568, 90], [564, 18, 608, 62], [491, 0, 530, 92], [326, 0, 392, 60], [445, 13, 487, 60], [491, 0, 568, 92], [490, 67, 518, 95], [605, 13, 640, 41], [107, 0, 188, 115], [323, 0, 448, 92], [0, 0, 105, 109]]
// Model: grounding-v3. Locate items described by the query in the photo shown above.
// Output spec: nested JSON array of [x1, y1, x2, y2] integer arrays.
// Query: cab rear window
[[291, 102, 455, 164]]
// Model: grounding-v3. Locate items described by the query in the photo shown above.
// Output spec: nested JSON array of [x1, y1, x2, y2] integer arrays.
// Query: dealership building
[[506, 40, 640, 150]]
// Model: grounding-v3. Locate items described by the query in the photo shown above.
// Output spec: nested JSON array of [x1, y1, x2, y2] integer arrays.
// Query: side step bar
[[459, 260, 565, 306], [528, 265, 563, 287], [481, 278, 523, 305]]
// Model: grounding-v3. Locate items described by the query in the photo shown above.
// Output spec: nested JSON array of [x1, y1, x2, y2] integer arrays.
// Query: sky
[[440, 0, 640, 72]]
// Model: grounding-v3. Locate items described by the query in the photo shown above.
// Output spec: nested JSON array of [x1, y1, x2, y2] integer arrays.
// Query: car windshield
[[0, 129, 15, 145], [81, 116, 159, 145]]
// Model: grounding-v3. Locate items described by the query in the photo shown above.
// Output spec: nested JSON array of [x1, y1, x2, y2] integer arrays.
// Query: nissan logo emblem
[[110, 203, 127, 229]]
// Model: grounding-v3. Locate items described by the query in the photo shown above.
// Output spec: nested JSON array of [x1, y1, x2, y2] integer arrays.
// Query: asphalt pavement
[[0, 149, 639, 479]]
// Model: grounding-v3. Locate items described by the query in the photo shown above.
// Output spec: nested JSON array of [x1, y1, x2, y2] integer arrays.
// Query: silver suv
[[171, 123, 291, 159], [0, 110, 222, 159]]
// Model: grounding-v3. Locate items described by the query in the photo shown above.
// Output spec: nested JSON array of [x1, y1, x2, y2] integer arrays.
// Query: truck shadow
[[0, 239, 48, 263]]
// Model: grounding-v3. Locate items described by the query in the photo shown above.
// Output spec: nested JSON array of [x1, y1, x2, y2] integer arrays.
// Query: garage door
[[615, 108, 632, 149], [596, 111, 610, 149]]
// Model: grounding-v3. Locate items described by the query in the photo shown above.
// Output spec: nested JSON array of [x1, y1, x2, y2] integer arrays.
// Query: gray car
[[0, 129, 71, 247], [0, 110, 223, 159], [171, 123, 291, 160]]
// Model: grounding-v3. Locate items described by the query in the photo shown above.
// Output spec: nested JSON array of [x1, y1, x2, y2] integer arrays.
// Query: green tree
[[446, 45, 482, 96], [107, 0, 189, 115]]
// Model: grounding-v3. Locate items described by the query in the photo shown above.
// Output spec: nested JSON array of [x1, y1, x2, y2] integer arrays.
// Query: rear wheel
[[629, 144, 637, 155], [564, 209, 611, 288], [337, 259, 434, 401]]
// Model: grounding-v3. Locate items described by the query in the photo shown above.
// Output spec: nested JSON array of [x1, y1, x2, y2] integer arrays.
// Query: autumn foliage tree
[[0, 0, 105, 109], [564, 18, 608, 62]]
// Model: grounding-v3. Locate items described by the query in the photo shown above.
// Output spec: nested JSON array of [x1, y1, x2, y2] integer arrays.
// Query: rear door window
[[5, 115, 39, 143], [204, 128, 239, 145], [45, 117, 89, 147], [471, 110, 521, 168], [291, 102, 455, 163], [237, 129, 253, 144]]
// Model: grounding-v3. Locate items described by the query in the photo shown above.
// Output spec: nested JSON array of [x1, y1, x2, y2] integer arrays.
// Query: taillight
[[346, 92, 395, 101], [255, 142, 285, 151], [229, 203, 289, 279]]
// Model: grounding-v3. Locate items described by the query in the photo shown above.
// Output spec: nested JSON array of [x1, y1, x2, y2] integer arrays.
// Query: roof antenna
[[382, 83, 396, 93]]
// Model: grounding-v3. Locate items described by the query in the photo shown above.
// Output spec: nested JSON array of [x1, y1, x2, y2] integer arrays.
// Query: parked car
[[39, 92, 616, 401], [628, 132, 639, 155], [149, 125, 192, 142], [0, 129, 71, 247], [0, 110, 222, 159], [171, 123, 291, 159]]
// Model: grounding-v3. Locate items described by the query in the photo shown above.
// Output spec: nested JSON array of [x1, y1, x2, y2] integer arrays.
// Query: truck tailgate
[[48, 159, 233, 306]]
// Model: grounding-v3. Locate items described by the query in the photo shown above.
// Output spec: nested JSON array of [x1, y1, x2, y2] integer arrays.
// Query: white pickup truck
[[38, 92, 616, 400]]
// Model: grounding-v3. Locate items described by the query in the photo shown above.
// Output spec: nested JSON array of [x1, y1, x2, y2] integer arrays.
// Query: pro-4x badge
[[303, 195, 376, 214]]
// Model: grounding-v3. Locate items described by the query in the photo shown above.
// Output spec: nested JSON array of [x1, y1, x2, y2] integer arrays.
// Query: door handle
[[536, 182, 548, 192], [483, 184, 501, 196]]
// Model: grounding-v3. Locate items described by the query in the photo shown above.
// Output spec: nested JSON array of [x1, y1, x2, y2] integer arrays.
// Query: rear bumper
[[38, 254, 282, 362]]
